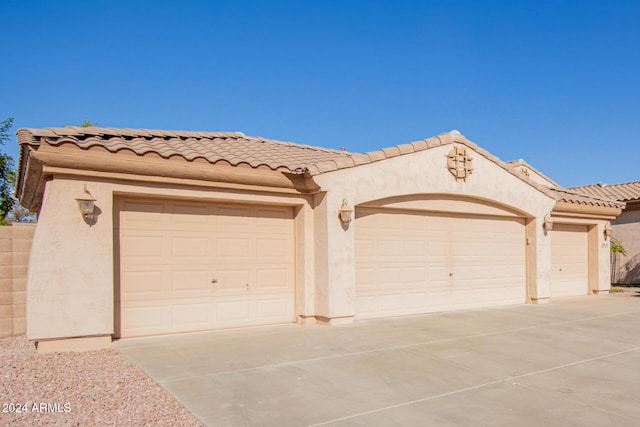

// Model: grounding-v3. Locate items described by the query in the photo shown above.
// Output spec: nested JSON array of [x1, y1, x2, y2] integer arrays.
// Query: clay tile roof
[[366, 150, 387, 162], [14, 126, 628, 210], [396, 143, 414, 154], [16, 126, 353, 173], [410, 140, 428, 151], [569, 181, 640, 202], [547, 187, 624, 208], [15, 127, 496, 178]]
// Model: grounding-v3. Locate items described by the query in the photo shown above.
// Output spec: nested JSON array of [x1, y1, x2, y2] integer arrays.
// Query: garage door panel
[[120, 271, 164, 297], [404, 267, 427, 283], [171, 270, 211, 293], [118, 199, 295, 337], [256, 208, 293, 227], [498, 286, 525, 301], [121, 235, 165, 258], [214, 269, 252, 289], [453, 288, 483, 305], [119, 201, 167, 225], [355, 238, 377, 257], [355, 295, 376, 313], [425, 276, 450, 292], [256, 237, 289, 257], [216, 238, 251, 258], [376, 267, 405, 284], [377, 239, 405, 257], [217, 206, 252, 224], [405, 241, 428, 257], [258, 297, 294, 319], [403, 293, 427, 310], [379, 294, 406, 312], [355, 268, 379, 286], [355, 208, 526, 319], [171, 236, 208, 257], [217, 300, 252, 323], [426, 292, 450, 308], [121, 304, 165, 332], [172, 303, 210, 327], [256, 268, 291, 290], [171, 202, 210, 217]]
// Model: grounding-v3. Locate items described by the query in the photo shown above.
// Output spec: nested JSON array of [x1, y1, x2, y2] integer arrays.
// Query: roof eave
[[17, 141, 321, 212], [552, 200, 623, 219]]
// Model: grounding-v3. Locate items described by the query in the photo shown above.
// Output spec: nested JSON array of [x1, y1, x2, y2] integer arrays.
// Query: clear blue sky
[[2, 0, 639, 187]]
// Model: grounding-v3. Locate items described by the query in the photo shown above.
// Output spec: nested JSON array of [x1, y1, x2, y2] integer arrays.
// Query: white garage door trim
[[550, 223, 589, 297], [115, 198, 295, 338], [355, 207, 527, 319]]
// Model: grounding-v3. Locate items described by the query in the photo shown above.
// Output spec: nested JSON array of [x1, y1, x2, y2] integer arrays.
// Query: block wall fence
[[0, 223, 35, 338]]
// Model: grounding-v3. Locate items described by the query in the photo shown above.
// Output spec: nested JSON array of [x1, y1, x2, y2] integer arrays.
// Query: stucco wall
[[612, 208, 640, 284], [312, 145, 558, 319], [26, 144, 616, 343], [0, 223, 35, 338], [27, 176, 314, 341]]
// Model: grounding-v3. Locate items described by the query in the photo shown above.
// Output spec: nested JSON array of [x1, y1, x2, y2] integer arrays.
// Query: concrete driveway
[[114, 295, 640, 426]]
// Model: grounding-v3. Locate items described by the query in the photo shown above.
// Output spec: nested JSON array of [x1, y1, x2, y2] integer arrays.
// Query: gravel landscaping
[[0, 336, 203, 426]]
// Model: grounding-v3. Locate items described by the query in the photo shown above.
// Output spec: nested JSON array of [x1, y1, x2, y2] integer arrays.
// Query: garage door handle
[[211, 278, 218, 283]]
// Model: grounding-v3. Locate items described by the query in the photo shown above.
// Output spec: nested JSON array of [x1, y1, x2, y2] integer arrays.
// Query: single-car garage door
[[355, 208, 527, 319], [551, 224, 589, 297], [116, 198, 295, 338]]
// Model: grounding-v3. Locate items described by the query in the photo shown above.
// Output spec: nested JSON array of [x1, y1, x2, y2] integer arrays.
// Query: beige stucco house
[[15, 127, 623, 351], [570, 181, 640, 284]]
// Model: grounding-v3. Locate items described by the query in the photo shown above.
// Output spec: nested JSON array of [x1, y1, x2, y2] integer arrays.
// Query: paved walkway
[[115, 295, 640, 426]]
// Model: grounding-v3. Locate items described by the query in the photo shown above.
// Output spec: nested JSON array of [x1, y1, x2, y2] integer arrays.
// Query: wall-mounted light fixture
[[543, 214, 553, 232], [338, 199, 353, 225], [604, 223, 612, 240], [75, 185, 96, 219]]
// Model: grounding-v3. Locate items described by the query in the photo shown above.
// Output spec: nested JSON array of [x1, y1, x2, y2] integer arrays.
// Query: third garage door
[[355, 208, 527, 319], [550, 224, 589, 297]]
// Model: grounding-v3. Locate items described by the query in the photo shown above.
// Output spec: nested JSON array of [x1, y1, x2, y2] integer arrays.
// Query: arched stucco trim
[[356, 193, 533, 219]]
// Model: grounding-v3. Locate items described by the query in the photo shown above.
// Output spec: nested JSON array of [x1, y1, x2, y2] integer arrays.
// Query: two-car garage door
[[116, 198, 295, 338], [355, 208, 527, 319]]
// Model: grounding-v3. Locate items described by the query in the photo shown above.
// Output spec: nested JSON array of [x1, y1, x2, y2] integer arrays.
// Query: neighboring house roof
[[570, 181, 640, 203], [15, 126, 623, 210], [506, 159, 625, 209]]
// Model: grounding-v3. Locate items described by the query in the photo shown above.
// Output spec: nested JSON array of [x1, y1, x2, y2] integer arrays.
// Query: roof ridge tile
[[426, 136, 443, 148], [409, 140, 428, 151], [381, 146, 401, 158], [396, 143, 415, 155], [366, 150, 386, 162]]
